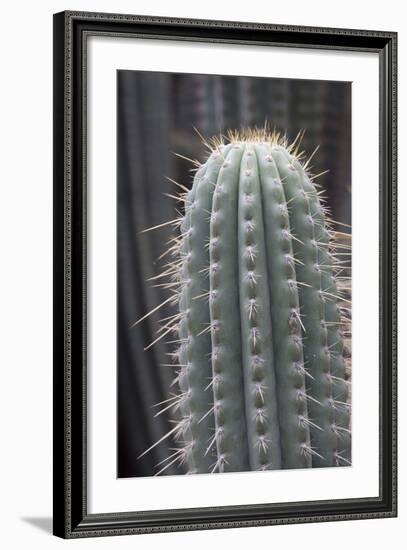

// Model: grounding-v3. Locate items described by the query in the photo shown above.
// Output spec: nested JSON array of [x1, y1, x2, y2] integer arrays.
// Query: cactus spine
[[139, 129, 351, 474]]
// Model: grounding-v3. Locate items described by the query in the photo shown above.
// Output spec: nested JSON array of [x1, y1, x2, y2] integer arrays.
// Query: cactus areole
[[139, 129, 351, 474]]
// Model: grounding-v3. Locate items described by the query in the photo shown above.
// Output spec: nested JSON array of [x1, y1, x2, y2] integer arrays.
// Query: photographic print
[[117, 70, 352, 478], [54, 11, 396, 537]]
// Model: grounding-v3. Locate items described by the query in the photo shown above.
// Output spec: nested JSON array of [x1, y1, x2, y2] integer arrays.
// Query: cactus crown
[[137, 127, 351, 475]]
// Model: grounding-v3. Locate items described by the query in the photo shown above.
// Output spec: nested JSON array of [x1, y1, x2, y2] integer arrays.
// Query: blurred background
[[117, 70, 351, 478]]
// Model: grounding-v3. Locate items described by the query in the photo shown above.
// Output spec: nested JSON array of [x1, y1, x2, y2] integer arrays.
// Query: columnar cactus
[[138, 129, 351, 474]]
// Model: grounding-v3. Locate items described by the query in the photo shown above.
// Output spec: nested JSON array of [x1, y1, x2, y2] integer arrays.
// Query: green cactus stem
[[138, 128, 351, 474]]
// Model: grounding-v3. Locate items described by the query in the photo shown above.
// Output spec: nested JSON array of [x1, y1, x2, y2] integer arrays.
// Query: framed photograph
[[53, 10, 397, 538]]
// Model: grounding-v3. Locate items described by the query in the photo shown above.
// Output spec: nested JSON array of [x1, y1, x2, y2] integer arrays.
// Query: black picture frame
[[53, 10, 397, 539]]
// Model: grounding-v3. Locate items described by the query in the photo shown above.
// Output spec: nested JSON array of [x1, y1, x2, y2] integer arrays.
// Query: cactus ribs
[[136, 128, 351, 475]]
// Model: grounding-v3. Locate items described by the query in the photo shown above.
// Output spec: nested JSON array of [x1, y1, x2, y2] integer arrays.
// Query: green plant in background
[[137, 128, 351, 474]]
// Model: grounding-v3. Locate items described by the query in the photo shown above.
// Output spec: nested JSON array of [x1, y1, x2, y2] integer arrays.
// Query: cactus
[[137, 128, 351, 474]]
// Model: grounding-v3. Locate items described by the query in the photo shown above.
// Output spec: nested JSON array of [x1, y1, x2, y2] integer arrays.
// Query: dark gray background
[[117, 70, 351, 478]]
